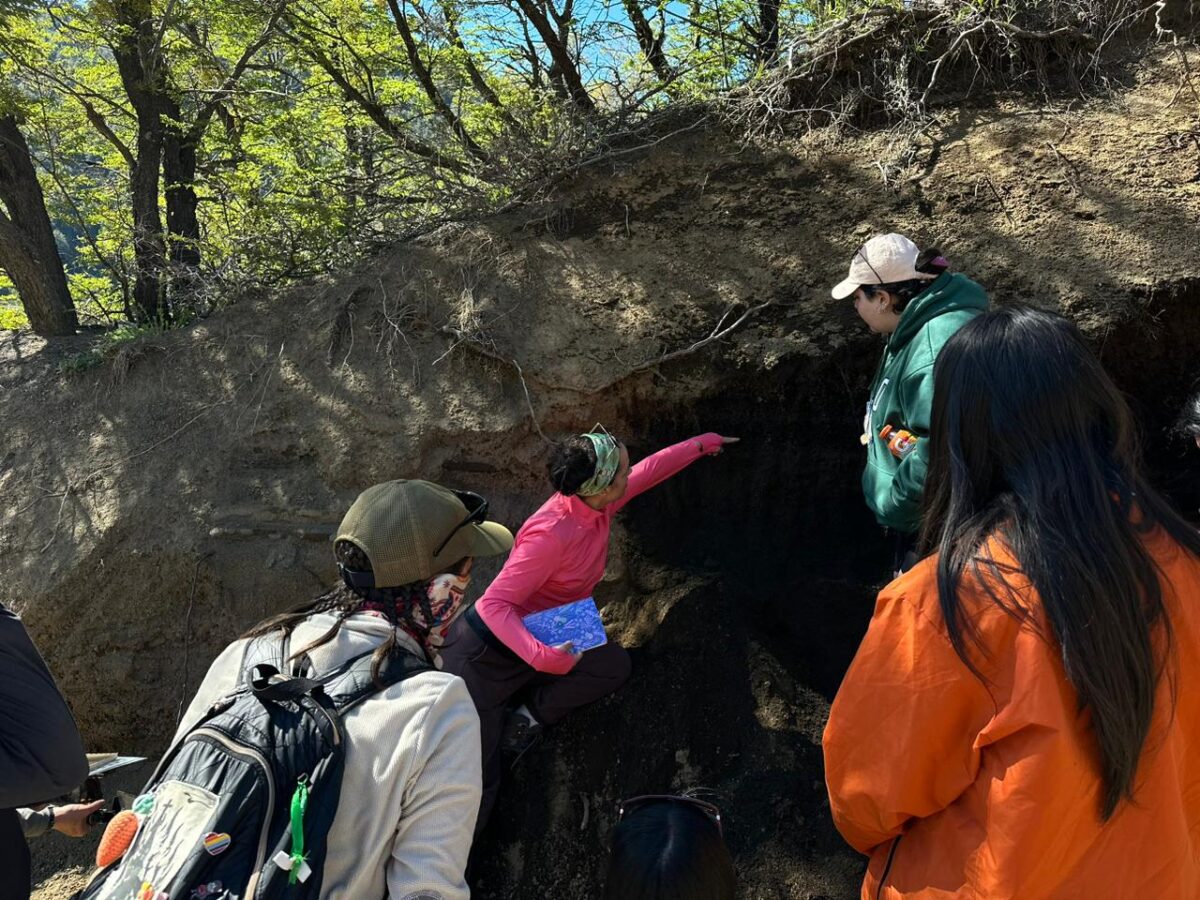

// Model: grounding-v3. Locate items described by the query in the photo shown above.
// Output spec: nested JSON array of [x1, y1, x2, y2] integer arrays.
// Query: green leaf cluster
[[0, 0, 855, 330]]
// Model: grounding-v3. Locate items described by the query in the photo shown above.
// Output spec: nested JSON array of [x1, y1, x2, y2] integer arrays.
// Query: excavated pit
[[472, 283, 1200, 900], [21, 284, 1200, 900]]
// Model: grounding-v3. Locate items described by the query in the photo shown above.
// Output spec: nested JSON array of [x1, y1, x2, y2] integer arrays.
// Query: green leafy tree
[[0, 1, 76, 335], [1, 0, 854, 334]]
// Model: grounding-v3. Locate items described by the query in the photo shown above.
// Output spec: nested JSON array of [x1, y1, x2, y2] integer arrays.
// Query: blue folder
[[522, 598, 608, 652]]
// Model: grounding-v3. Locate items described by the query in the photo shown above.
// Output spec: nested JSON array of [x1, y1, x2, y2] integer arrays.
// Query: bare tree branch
[[384, 0, 491, 162]]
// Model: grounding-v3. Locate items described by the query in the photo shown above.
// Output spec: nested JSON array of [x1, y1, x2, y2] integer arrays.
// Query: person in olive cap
[[175, 480, 513, 900], [831, 233, 989, 576]]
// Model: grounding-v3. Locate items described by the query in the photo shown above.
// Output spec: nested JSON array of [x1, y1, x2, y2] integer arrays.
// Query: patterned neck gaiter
[[359, 572, 471, 669]]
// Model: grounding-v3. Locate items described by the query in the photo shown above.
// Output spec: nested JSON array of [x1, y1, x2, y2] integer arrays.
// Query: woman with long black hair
[[824, 307, 1200, 898]]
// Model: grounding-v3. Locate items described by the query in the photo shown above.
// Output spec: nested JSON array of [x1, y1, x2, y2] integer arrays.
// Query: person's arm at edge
[[475, 527, 578, 674], [19, 800, 104, 839], [822, 583, 994, 854], [18, 806, 52, 839]]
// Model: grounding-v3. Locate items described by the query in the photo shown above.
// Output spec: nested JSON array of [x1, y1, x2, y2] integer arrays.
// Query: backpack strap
[[241, 633, 290, 685], [246, 658, 347, 751], [322, 645, 431, 714], [240, 630, 431, 715], [248, 665, 325, 704]]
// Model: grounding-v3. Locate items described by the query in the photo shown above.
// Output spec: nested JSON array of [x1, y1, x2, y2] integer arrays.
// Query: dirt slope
[[5, 49, 1198, 899]]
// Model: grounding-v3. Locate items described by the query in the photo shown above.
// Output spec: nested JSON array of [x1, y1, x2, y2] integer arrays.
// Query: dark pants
[[0, 809, 31, 900], [440, 610, 631, 835], [893, 530, 918, 578]]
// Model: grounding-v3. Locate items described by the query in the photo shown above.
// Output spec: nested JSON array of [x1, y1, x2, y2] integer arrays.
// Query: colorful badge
[[203, 831, 232, 855], [190, 882, 223, 899]]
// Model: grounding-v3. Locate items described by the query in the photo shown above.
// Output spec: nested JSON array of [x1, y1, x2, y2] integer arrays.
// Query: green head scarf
[[577, 428, 621, 497]]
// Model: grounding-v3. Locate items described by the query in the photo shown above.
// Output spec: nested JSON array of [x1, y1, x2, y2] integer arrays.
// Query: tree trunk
[[162, 1, 283, 305], [621, 0, 673, 82], [128, 133, 167, 324], [511, 0, 595, 113], [756, 0, 780, 66], [109, 0, 170, 323], [163, 119, 201, 304], [0, 115, 76, 335]]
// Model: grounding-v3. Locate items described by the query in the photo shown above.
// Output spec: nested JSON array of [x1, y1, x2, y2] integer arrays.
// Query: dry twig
[[512, 358, 550, 443], [1044, 140, 1082, 194], [176, 551, 213, 725], [977, 175, 1016, 229], [620, 300, 772, 381], [376, 277, 422, 386]]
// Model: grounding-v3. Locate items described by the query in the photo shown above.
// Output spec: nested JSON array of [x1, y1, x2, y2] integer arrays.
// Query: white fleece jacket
[[175, 613, 481, 900]]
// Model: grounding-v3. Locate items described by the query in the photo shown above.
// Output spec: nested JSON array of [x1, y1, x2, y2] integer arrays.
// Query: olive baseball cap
[[336, 480, 513, 588]]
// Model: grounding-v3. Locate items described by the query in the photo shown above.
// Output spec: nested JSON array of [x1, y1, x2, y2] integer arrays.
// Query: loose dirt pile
[[5, 48, 1198, 899]]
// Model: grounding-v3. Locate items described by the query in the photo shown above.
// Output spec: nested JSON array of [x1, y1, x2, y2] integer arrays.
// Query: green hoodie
[[861, 271, 989, 534]]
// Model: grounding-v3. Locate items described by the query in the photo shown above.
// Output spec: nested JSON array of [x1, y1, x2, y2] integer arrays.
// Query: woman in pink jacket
[[441, 426, 736, 835]]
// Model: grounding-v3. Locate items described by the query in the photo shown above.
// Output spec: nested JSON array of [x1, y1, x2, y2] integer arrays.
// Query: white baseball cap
[[831, 233, 937, 300]]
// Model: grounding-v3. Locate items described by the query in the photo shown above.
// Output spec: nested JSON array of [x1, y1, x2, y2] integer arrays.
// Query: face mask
[[409, 572, 471, 667]]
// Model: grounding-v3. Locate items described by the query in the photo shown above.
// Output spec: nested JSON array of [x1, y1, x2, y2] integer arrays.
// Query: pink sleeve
[[611, 433, 723, 513], [474, 528, 579, 675]]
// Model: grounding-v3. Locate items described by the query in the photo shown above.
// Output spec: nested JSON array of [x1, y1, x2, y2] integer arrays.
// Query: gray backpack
[[78, 634, 428, 900]]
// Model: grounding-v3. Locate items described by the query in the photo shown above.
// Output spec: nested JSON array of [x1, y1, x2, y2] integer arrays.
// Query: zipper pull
[[287, 775, 311, 884]]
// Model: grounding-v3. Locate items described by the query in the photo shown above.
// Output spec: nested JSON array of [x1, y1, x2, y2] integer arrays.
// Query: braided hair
[[243, 541, 449, 685]]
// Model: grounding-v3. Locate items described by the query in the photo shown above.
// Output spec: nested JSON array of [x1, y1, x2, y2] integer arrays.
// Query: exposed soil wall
[[6, 49, 1198, 899], [474, 279, 1200, 897]]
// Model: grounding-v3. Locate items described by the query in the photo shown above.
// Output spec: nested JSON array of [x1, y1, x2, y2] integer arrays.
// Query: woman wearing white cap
[[831, 233, 989, 575]]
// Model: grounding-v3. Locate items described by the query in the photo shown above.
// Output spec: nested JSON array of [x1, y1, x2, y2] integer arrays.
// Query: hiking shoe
[[501, 709, 543, 761]]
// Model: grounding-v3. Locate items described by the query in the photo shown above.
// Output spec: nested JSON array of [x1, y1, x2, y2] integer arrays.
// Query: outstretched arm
[[611, 433, 730, 513]]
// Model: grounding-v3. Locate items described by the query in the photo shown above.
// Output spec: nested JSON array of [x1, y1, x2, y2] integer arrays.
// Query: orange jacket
[[824, 530, 1200, 899]]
